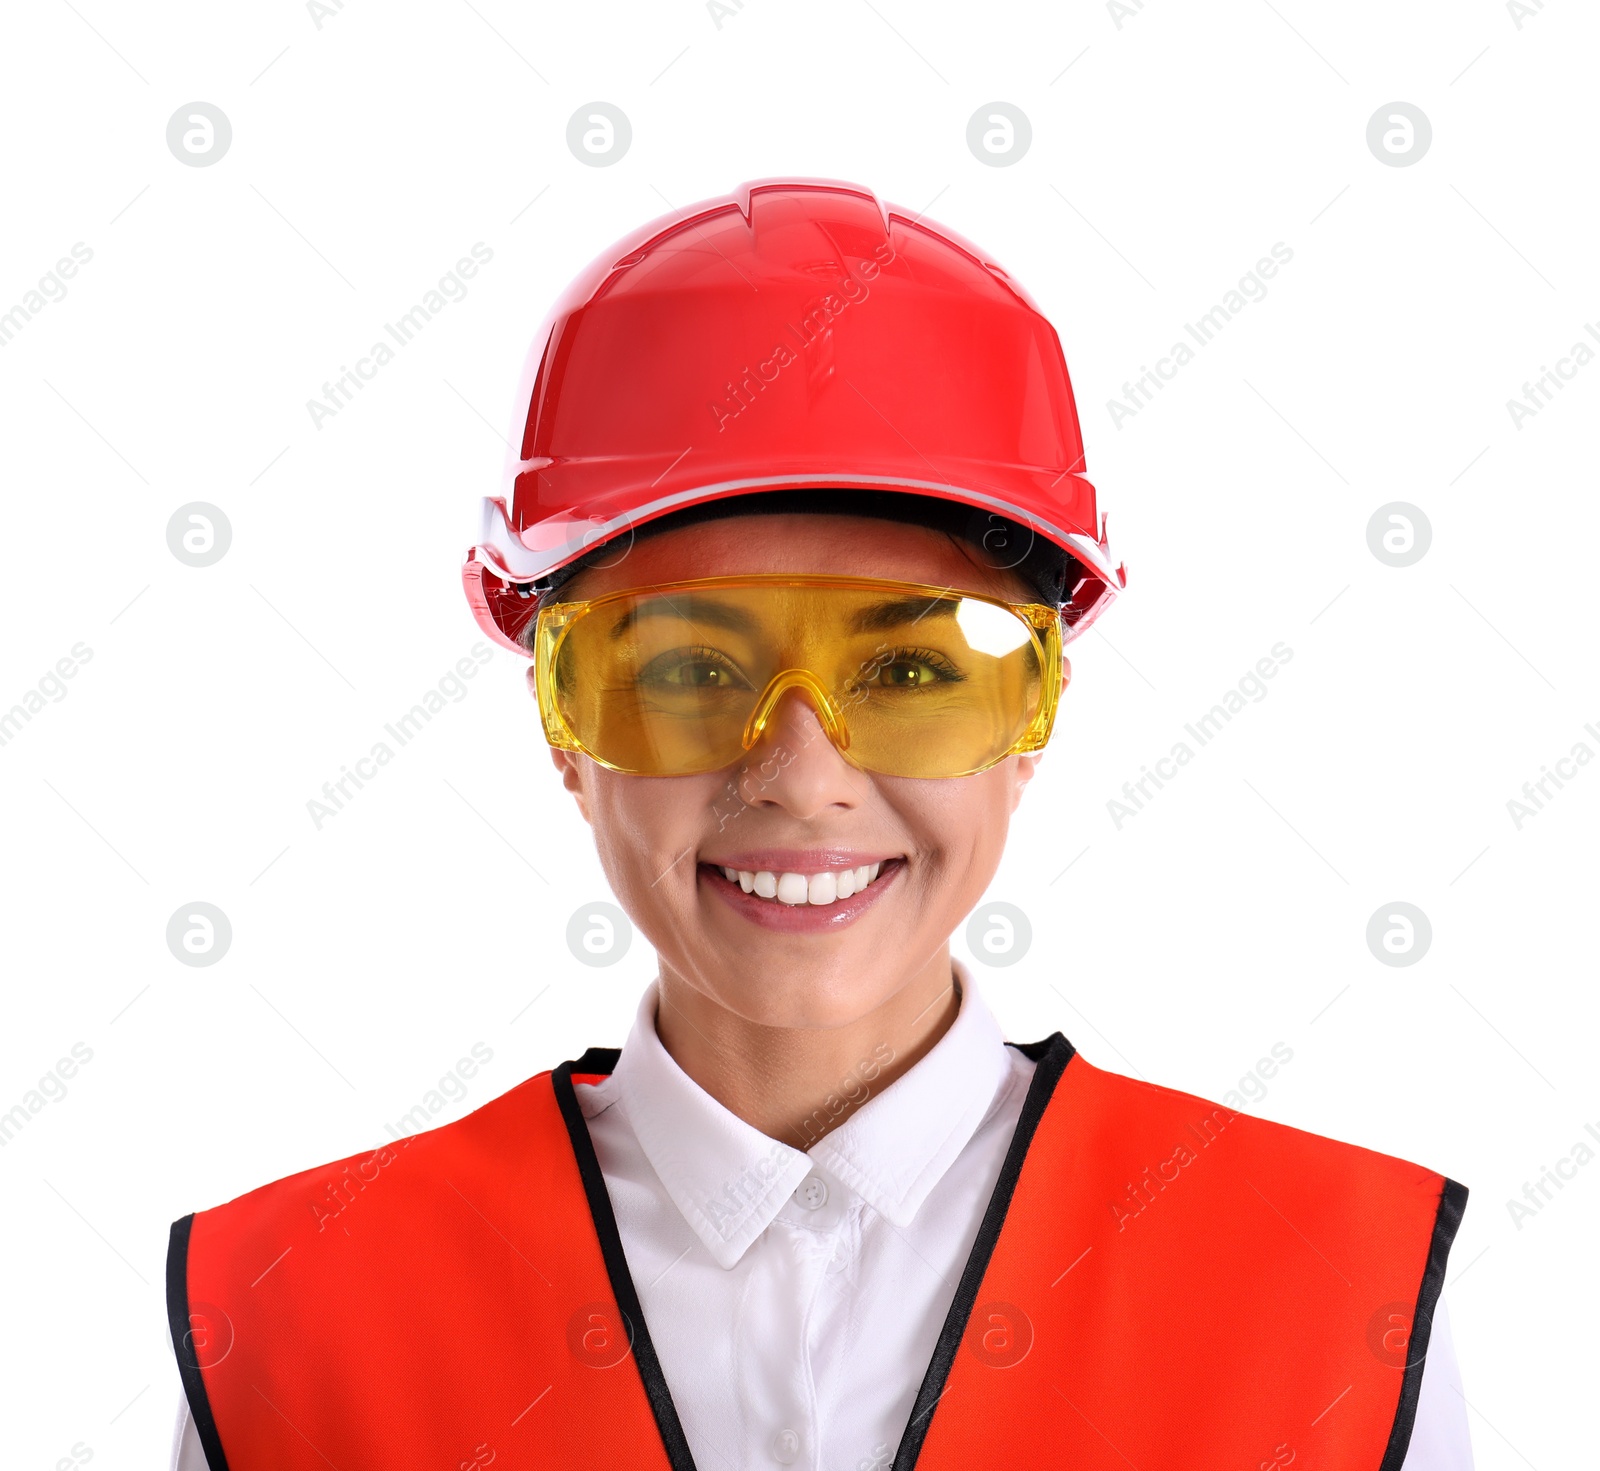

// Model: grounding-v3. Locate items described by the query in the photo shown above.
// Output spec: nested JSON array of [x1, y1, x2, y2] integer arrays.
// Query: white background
[[2, 1, 1595, 1465]]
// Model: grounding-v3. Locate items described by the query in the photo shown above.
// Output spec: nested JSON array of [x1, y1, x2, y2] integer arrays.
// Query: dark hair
[[528, 488, 1072, 615]]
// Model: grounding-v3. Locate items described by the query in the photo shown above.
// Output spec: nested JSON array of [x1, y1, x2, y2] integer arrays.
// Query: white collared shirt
[[171, 961, 1472, 1469]]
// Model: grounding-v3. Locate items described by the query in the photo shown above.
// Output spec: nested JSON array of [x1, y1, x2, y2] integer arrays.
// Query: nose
[[740, 668, 850, 756], [736, 675, 868, 813]]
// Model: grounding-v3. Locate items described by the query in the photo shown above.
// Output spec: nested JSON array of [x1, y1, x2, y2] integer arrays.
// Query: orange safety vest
[[168, 1036, 1466, 1470]]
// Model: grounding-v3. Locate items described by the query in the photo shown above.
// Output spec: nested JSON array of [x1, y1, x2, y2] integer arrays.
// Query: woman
[[169, 179, 1470, 1470]]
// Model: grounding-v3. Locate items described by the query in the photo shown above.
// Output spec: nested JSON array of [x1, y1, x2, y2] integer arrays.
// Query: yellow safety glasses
[[532, 574, 1064, 779]]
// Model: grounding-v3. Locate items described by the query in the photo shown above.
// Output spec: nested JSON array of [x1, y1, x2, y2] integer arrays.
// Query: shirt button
[[795, 1173, 828, 1210], [770, 1426, 802, 1464]]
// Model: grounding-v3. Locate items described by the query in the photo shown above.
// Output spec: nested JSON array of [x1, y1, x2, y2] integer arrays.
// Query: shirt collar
[[607, 957, 1014, 1270]]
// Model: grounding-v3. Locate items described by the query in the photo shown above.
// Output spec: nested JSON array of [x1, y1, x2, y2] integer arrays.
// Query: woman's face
[[536, 513, 1070, 1031]]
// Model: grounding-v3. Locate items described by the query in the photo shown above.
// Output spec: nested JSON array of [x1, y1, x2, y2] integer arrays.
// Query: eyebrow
[[609, 591, 962, 640], [846, 594, 959, 634], [608, 594, 757, 640]]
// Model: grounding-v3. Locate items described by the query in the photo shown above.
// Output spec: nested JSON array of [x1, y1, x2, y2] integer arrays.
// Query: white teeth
[[720, 861, 893, 906], [807, 871, 837, 905]]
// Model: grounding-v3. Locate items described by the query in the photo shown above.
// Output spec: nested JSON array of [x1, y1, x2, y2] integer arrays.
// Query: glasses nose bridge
[[741, 667, 852, 755]]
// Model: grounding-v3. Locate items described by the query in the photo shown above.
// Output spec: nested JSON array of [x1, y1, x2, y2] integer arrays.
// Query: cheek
[[585, 768, 722, 896], [893, 765, 1018, 878], [961, 776, 1017, 872]]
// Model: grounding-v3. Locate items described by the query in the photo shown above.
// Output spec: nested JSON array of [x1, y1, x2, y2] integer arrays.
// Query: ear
[[531, 666, 593, 824], [549, 746, 593, 825], [1010, 753, 1041, 812], [1009, 654, 1071, 812]]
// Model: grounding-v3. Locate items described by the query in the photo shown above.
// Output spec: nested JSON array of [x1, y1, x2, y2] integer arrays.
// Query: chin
[[711, 967, 898, 1033]]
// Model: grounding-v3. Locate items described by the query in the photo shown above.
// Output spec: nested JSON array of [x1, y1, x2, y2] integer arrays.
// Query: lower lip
[[699, 859, 905, 933]]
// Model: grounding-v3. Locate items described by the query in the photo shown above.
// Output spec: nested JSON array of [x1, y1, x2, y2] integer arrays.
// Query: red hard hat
[[464, 177, 1124, 653]]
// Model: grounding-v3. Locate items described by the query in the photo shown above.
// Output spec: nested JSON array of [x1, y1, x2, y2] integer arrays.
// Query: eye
[[852, 645, 966, 693], [636, 646, 753, 690]]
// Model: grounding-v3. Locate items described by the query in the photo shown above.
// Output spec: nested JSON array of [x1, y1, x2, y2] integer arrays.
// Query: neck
[[651, 948, 962, 1150]]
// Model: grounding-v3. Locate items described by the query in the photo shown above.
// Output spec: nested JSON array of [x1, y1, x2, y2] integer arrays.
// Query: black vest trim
[[1377, 1176, 1470, 1471], [165, 1213, 232, 1471], [570, 1045, 623, 1076], [890, 1033, 1077, 1469], [553, 1058, 702, 1471], [554, 1031, 1073, 1471]]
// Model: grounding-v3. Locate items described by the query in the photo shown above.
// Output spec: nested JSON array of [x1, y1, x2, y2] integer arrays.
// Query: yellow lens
[[539, 577, 1058, 779]]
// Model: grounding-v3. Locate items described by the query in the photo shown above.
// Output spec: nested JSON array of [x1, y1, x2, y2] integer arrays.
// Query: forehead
[[559, 512, 1035, 603]]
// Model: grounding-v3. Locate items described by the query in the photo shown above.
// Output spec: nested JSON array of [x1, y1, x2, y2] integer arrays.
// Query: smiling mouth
[[700, 859, 902, 907]]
